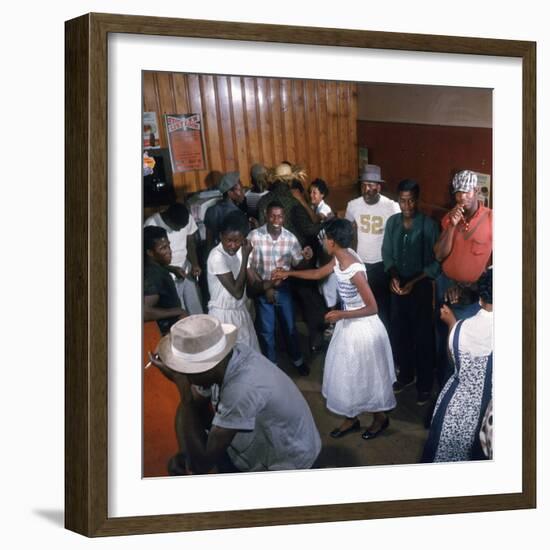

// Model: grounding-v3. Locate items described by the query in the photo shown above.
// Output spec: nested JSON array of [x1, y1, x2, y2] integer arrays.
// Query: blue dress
[[422, 311, 493, 462]]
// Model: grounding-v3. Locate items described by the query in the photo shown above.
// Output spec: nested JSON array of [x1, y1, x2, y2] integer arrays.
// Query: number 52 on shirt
[[360, 215, 384, 234]]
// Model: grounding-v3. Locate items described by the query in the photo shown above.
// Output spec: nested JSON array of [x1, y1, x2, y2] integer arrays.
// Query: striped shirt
[[248, 225, 303, 280]]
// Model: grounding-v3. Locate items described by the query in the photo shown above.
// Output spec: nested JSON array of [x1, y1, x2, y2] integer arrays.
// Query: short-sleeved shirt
[[382, 212, 441, 280], [345, 195, 400, 264], [207, 242, 248, 310], [143, 261, 181, 334], [441, 204, 492, 283], [315, 199, 333, 218], [144, 211, 198, 268], [204, 199, 246, 244], [212, 344, 321, 471], [248, 225, 303, 281]]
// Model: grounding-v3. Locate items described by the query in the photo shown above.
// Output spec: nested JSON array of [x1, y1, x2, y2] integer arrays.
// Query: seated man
[[247, 201, 313, 375], [144, 226, 188, 334], [149, 314, 322, 473], [144, 202, 203, 315]]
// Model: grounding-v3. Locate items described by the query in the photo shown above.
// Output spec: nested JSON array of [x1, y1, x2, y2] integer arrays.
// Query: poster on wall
[[165, 113, 207, 172], [475, 172, 491, 207], [143, 112, 160, 149]]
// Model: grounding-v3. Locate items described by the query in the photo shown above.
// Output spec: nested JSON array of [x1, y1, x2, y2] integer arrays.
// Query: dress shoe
[[361, 417, 390, 440], [330, 419, 361, 438]]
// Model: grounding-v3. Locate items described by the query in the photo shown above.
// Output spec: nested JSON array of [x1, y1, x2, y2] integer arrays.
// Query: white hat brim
[[156, 323, 238, 374]]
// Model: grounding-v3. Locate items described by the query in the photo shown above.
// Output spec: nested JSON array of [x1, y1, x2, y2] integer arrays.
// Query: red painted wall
[[358, 121, 492, 219]]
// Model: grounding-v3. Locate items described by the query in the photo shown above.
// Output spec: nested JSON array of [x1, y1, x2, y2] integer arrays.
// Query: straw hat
[[267, 163, 307, 184], [156, 315, 238, 374]]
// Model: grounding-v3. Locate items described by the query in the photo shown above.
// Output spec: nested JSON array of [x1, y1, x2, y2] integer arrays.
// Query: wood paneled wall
[[143, 72, 358, 199], [358, 120, 492, 219]]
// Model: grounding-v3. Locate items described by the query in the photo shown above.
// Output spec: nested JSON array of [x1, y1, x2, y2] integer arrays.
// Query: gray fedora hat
[[218, 171, 240, 194], [157, 315, 238, 374], [359, 164, 385, 184]]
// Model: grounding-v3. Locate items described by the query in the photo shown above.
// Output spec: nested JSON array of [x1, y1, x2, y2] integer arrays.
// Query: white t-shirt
[[315, 199, 333, 218], [345, 195, 400, 263], [144, 211, 198, 268], [207, 243, 248, 309]]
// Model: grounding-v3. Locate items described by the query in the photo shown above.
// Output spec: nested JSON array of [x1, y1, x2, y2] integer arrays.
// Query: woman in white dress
[[207, 211, 260, 352], [272, 218, 396, 439]]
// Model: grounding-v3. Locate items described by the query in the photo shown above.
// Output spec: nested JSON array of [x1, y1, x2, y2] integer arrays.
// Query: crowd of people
[[144, 162, 494, 475]]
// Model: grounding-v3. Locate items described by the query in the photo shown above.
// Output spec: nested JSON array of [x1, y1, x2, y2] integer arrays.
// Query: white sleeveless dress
[[322, 250, 396, 417]]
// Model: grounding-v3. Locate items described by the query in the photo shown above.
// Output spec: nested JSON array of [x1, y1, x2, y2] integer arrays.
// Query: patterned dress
[[322, 250, 396, 417], [422, 308, 493, 462]]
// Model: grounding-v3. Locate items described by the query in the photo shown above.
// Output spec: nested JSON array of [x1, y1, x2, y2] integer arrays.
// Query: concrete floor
[[280, 323, 434, 469]]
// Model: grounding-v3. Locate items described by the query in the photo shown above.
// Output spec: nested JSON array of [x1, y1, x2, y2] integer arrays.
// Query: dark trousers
[[365, 261, 391, 333], [291, 278, 327, 347], [391, 277, 435, 393]]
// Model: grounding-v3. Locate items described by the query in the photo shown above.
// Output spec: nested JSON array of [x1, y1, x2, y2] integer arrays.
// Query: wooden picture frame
[[65, 12, 536, 537]]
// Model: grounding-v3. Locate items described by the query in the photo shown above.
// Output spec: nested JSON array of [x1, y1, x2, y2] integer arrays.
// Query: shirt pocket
[[470, 238, 491, 256]]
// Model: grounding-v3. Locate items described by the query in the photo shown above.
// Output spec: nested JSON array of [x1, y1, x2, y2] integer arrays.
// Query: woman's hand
[[400, 280, 415, 295], [444, 285, 462, 305], [325, 310, 344, 323], [241, 238, 253, 258], [439, 304, 457, 327], [190, 265, 202, 279], [271, 268, 289, 281], [390, 277, 402, 295]]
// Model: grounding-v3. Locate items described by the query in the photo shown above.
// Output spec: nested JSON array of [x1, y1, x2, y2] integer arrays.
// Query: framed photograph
[[65, 13, 536, 537]]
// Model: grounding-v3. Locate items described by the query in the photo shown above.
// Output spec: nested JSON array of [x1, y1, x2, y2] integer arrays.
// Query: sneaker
[[416, 391, 431, 406], [393, 378, 416, 394]]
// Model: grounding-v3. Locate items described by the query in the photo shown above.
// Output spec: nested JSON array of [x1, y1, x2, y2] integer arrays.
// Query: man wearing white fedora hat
[[150, 314, 321, 474], [345, 164, 400, 331]]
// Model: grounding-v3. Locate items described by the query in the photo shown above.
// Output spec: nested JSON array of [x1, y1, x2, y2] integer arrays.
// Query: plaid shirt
[[248, 225, 303, 280]]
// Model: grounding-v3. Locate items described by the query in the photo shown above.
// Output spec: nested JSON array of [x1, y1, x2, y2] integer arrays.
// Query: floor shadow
[[33, 509, 65, 527]]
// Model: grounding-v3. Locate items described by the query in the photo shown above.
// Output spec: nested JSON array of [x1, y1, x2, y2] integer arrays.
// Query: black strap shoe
[[361, 417, 390, 440], [330, 419, 361, 438]]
